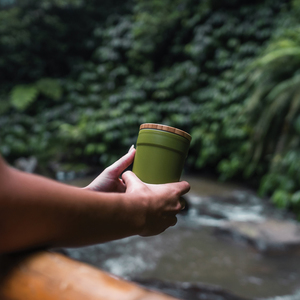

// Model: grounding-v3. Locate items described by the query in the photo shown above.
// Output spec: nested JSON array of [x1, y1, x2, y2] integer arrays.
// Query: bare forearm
[[0, 154, 190, 254], [0, 164, 139, 253]]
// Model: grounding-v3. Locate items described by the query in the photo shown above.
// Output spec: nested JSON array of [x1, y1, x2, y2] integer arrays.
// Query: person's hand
[[84, 146, 136, 193], [122, 171, 190, 236]]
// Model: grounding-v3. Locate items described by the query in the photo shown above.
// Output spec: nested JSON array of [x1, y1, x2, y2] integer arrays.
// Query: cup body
[[132, 124, 191, 184]]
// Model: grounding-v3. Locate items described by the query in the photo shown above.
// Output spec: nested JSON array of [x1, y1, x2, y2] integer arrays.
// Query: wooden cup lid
[[140, 123, 192, 142]]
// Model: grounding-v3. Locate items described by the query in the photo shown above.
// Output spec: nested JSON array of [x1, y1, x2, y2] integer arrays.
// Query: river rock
[[132, 278, 252, 300], [214, 219, 300, 255], [14, 156, 38, 173]]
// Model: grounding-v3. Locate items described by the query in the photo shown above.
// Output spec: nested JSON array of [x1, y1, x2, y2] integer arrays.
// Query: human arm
[[0, 154, 190, 254]]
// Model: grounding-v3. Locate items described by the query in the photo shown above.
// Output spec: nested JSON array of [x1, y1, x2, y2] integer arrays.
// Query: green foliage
[[37, 0, 84, 8], [0, 0, 131, 93], [0, 0, 131, 164], [11, 85, 38, 111], [10, 78, 62, 111], [36, 78, 63, 100], [2, 0, 300, 218], [51, 0, 284, 171], [272, 190, 290, 209], [242, 2, 300, 217]]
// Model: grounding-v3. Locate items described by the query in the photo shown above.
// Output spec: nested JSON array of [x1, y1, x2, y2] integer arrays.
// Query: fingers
[[115, 178, 126, 193], [122, 172, 189, 236], [128, 144, 134, 152], [106, 147, 136, 177], [122, 171, 190, 199], [179, 197, 186, 210]]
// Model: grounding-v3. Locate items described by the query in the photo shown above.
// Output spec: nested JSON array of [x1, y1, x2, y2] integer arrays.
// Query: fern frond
[[255, 47, 300, 67], [36, 78, 62, 100], [253, 91, 289, 143], [10, 85, 38, 111], [286, 86, 300, 122], [266, 73, 300, 103], [245, 83, 273, 113]]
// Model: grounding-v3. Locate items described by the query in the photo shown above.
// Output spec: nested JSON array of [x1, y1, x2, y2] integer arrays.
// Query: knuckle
[[174, 187, 182, 198], [175, 202, 182, 211], [121, 170, 130, 179]]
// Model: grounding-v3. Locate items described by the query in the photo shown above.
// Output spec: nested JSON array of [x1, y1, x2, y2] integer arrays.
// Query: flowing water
[[64, 175, 300, 300]]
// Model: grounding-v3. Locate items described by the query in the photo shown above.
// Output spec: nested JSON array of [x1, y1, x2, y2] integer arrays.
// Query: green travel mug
[[132, 123, 192, 184]]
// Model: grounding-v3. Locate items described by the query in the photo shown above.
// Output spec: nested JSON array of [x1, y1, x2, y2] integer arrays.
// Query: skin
[[0, 147, 190, 254]]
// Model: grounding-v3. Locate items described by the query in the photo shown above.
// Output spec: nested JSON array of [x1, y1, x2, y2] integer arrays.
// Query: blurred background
[[1, 0, 300, 299]]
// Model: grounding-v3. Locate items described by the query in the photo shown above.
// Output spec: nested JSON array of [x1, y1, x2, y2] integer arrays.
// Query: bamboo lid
[[140, 123, 192, 142]]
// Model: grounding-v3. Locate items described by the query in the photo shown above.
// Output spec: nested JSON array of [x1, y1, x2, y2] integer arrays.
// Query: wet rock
[[187, 190, 295, 223], [14, 156, 38, 173], [48, 161, 98, 182], [214, 219, 300, 255], [197, 204, 226, 220], [187, 192, 267, 223], [260, 290, 300, 300], [132, 278, 252, 300], [185, 187, 300, 255]]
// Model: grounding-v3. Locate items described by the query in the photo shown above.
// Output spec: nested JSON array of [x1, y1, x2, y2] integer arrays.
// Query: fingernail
[[128, 145, 135, 152]]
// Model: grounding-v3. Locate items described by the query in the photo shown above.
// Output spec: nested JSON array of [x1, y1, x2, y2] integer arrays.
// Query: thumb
[[122, 171, 142, 191]]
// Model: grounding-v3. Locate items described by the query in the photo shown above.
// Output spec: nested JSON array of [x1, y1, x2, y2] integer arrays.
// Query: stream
[[64, 175, 300, 300]]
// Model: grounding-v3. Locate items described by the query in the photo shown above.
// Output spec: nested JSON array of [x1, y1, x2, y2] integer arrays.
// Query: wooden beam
[[0, 251, 180, 300]]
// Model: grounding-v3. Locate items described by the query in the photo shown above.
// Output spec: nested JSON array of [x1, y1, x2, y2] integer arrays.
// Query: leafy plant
[[3, 0, 300, 221], [243, 1, 300, 216], [10, 78, 62, 111], [245, 43, 300, 165]]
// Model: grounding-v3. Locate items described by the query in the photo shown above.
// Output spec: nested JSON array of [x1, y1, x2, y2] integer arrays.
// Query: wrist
[[122, 193, 147, 236]]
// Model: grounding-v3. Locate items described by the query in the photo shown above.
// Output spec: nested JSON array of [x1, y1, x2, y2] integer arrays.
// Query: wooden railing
[[0, 250, 180, 300]]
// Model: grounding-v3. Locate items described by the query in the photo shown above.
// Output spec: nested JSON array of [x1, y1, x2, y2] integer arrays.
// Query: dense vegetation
[[1, 0, 300, 217]]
